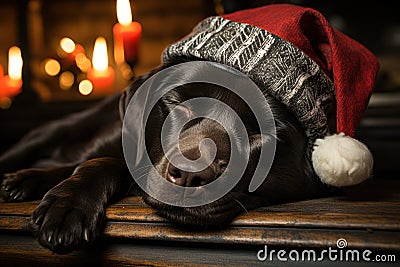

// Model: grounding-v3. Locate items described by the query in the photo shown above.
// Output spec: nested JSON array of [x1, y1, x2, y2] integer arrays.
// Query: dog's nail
[[83, 229, 90, 242], [34, 213, 45, 225], [4, 186, 11, 192], [14, 192, 22, 200], [58, 236, 63, 244], [34, 216, 41, 225], [47, 231, 53, 243]]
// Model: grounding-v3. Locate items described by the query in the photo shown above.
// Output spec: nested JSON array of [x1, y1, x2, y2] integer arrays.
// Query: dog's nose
[[167, 162, 215, 187]]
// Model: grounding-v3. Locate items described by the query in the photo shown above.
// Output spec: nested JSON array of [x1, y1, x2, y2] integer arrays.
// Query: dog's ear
[[119, 66, 163, 120], [246, 133, 276, 192]]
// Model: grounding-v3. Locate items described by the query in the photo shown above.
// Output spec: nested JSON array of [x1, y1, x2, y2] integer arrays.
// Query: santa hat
[[162, 4, 379, 187]]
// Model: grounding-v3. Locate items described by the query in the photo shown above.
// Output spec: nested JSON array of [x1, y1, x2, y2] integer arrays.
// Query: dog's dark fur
[[0, 61, 328, 254]]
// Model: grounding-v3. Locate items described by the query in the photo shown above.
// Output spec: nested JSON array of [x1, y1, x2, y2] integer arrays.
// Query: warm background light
[[120, 63, 134, 80], [78, 79, 93, 95], [60, 37, 76, 53], [44, 58, 61, 76], [8, 46, 23, 80], [75, 53, 91, 72], [0, 97, 12, 109], [92, 37, 108, 72], [59, 71, 74, 90], [117, 0, 132, 26]]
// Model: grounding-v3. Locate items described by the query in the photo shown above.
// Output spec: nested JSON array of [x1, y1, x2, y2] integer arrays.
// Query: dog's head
[[122, 67, 326, 230]]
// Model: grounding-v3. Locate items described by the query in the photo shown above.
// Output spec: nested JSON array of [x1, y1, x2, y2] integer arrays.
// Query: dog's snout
[[167, 161, 215, 187]]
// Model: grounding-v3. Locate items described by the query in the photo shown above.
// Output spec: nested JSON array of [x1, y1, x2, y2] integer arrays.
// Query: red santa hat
[[163, 4, 379, 187]]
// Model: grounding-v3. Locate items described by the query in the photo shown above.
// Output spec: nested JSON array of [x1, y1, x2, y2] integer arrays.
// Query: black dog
[[0, 60, 328, 254]]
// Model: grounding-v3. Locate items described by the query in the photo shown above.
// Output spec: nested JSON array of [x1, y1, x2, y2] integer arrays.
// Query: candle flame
[[117, 0, 132, 26], [92, 37, 109, 72], [8, 46, 23, 81]]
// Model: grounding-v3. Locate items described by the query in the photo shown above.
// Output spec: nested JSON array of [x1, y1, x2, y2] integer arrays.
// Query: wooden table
[[1, 179, 399, 266]]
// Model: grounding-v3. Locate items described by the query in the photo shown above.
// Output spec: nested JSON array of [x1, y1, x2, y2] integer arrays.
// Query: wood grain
[[1, 179, 399, 252]]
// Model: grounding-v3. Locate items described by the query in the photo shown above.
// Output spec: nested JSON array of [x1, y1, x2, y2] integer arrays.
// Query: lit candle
[[113, 0, 142, 65], [0, 46, 23, 98], [0, 64, 12, 109], [87, 37, 115, 94]]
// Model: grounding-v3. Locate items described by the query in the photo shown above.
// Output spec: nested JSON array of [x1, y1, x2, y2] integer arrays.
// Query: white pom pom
[[312, 133, 373, 187]]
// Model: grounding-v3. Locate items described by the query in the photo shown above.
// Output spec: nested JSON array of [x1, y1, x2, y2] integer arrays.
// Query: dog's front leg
[[28, 157, 132, 254]]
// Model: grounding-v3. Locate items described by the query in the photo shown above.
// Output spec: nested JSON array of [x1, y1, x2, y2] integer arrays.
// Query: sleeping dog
[[0, 60, 326, 254], [0, 4, 378, 254]]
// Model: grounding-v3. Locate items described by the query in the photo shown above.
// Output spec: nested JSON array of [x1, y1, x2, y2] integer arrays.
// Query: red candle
[[87, 37, 115, 94], [0, 46, 23, 98], [0, 76, 22, 97], [113, 0, 142, 64]]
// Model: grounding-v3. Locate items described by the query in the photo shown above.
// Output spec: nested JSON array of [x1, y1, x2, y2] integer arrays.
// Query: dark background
[[0, 0, 399, 178]]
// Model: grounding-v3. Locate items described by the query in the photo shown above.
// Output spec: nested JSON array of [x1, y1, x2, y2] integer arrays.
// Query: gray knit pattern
[[162, 16, 336, 150]]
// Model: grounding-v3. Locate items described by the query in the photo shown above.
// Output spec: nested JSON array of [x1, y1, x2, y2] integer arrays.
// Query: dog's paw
[[0, 171, 46, 202], [28, 188, 105, 254]]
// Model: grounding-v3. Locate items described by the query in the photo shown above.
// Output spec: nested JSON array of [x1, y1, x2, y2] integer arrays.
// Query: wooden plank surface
[[0, 179, 399, 251], [1, 234, 398, 267], [1, 214, 399, 250], [0, 179, 399, 266]]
